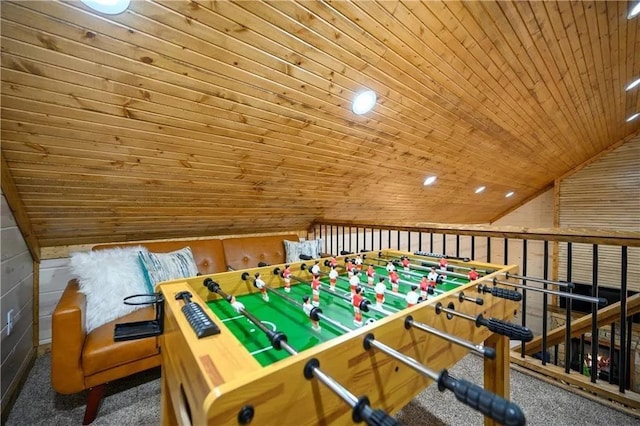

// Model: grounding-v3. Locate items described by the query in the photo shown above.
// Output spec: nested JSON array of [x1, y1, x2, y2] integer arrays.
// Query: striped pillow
[[284, 239, 323, 264], [138, 246, 199, 291]]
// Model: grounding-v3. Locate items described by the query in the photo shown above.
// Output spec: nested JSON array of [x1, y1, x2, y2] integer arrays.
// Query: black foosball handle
[[438, 370, 525, 426], [476, 315, 533, 342], [354, 396, 402, 426], [477, 284, 522, 301]]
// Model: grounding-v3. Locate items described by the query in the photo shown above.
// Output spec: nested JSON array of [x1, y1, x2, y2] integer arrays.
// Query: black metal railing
[[310, 221, 639, 394]]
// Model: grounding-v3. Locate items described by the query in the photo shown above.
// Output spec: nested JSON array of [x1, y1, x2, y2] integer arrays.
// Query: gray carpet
[[5, 353, 639, 425]]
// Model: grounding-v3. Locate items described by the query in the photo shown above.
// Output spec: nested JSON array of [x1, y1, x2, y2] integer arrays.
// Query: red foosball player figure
[[329, 256, 338, 268], [406, 285, 419, 308], [419, 275, 430, 300], [311, 274, 321, 307], [389, 269, 400, 293], [349, 269, 361, 296], [354, 254, 363, 271], [439, 256, 448, 271], [254, 272, 269, 302], [401, 256, 410, 274], [352, 286, 364, 327], [367, 264, 375, 285], [374, 277, 386, 307], [328, 265, 339, 291], [302, 295, 321, 332], [311, 260, 321, 276], [283, 264, 292, 293], [346, 259, 355, 274], [468, 267, 480, 281]]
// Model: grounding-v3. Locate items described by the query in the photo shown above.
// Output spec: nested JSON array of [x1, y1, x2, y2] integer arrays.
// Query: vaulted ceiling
[[1, 1, 639, 248]]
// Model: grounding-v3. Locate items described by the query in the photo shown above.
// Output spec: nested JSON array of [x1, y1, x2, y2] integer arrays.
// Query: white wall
[[38, 258, 73, 344], [1, 192, 35, 413]]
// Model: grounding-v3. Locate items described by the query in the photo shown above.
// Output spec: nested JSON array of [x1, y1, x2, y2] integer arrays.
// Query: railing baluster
[[504, 238, 508, 264], [355, 227, 359, 253], [471, 236, 475, 260], [487, 237, 491, 262], [442, 233, 447, 255], [590, 244, 598, 383], [520, 239, 527, 358], [418, 232, 422, 252], [542, 241, 548, 366], [619, 246, 628, 392], [456, 235, 460, 258], [430, 233, 434, 252], [565, 242, 573, 374], [609, 322, 615, 385]]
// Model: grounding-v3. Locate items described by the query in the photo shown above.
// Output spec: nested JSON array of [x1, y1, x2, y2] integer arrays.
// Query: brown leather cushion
[[93, 239, 227, 275], [83, 307, 159, 376], [222, 235, 299, 270]]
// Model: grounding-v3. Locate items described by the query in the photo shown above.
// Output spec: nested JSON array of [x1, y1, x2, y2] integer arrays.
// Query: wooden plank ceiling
[[1, 0, 639, 248]]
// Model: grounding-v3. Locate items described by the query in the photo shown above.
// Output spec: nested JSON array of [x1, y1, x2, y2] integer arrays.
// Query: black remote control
[[176, 291, 221, 338]]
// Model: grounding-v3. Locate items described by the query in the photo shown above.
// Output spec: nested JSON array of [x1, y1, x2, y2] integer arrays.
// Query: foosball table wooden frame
[[158, 250, 523, 425]]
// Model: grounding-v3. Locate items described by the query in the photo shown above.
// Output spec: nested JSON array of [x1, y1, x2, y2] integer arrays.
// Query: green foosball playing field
[[206, 259, 471, 367]]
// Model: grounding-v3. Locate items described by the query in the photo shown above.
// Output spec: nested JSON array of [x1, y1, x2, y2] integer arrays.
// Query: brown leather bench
[[51, 234, 298, 424]]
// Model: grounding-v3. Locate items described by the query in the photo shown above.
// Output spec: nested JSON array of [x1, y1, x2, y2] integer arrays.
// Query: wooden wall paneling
[[558, 137, 640, 292], [0, 155, 40, 261]]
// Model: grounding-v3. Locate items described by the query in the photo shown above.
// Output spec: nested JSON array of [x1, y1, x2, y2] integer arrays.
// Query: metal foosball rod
[[403, 315, 495, 359], [241, 271, 353, 334], [368, 253, 471, 280], [364, 254, 519, 302], [203, 278, 400, 426], [503, 272, 574, 288], [435, 301, 534, 342], [338, 256, 483, 306], [487, 278, 608, 306], [362, 334, 525, 426], [296, 263, 398, 317]]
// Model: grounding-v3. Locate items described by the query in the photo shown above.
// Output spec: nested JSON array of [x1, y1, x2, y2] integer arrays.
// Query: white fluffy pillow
[[70, 246, 150, 333], [284, 239, 323, 263]]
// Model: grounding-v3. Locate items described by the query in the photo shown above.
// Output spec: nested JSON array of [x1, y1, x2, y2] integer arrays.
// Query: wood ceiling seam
[[296, 0, 525, 148], [359, 2, 552, 156], [0, 23, 496, 171], [580, 1, 613, 144], [558, 1, 607, 151], [334, 0, 555, 160], [455, 1, 570, 154], [159, 0, 511, 157], [508, 1, 594, 155], [481, 0, 579, 167], [1, 77, 552, 184], [424, 1, 566, 147], [3, 1, 556, 180], [529, 0, 598, 159]]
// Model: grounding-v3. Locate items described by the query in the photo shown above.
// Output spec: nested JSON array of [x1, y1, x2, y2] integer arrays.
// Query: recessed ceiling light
[[475, 186, 486, 194], [629, 2, 640, 19], [626, 112, 640, 122], [352, 90, 377, 115], [81, 0, 131, 14], [625, 77, 640, 91], [423, 176, 437, 186], [505, 191, 515, 198]]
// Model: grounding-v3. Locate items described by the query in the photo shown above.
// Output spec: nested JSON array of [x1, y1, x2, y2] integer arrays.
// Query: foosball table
[[157, 250, 530, 425]]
